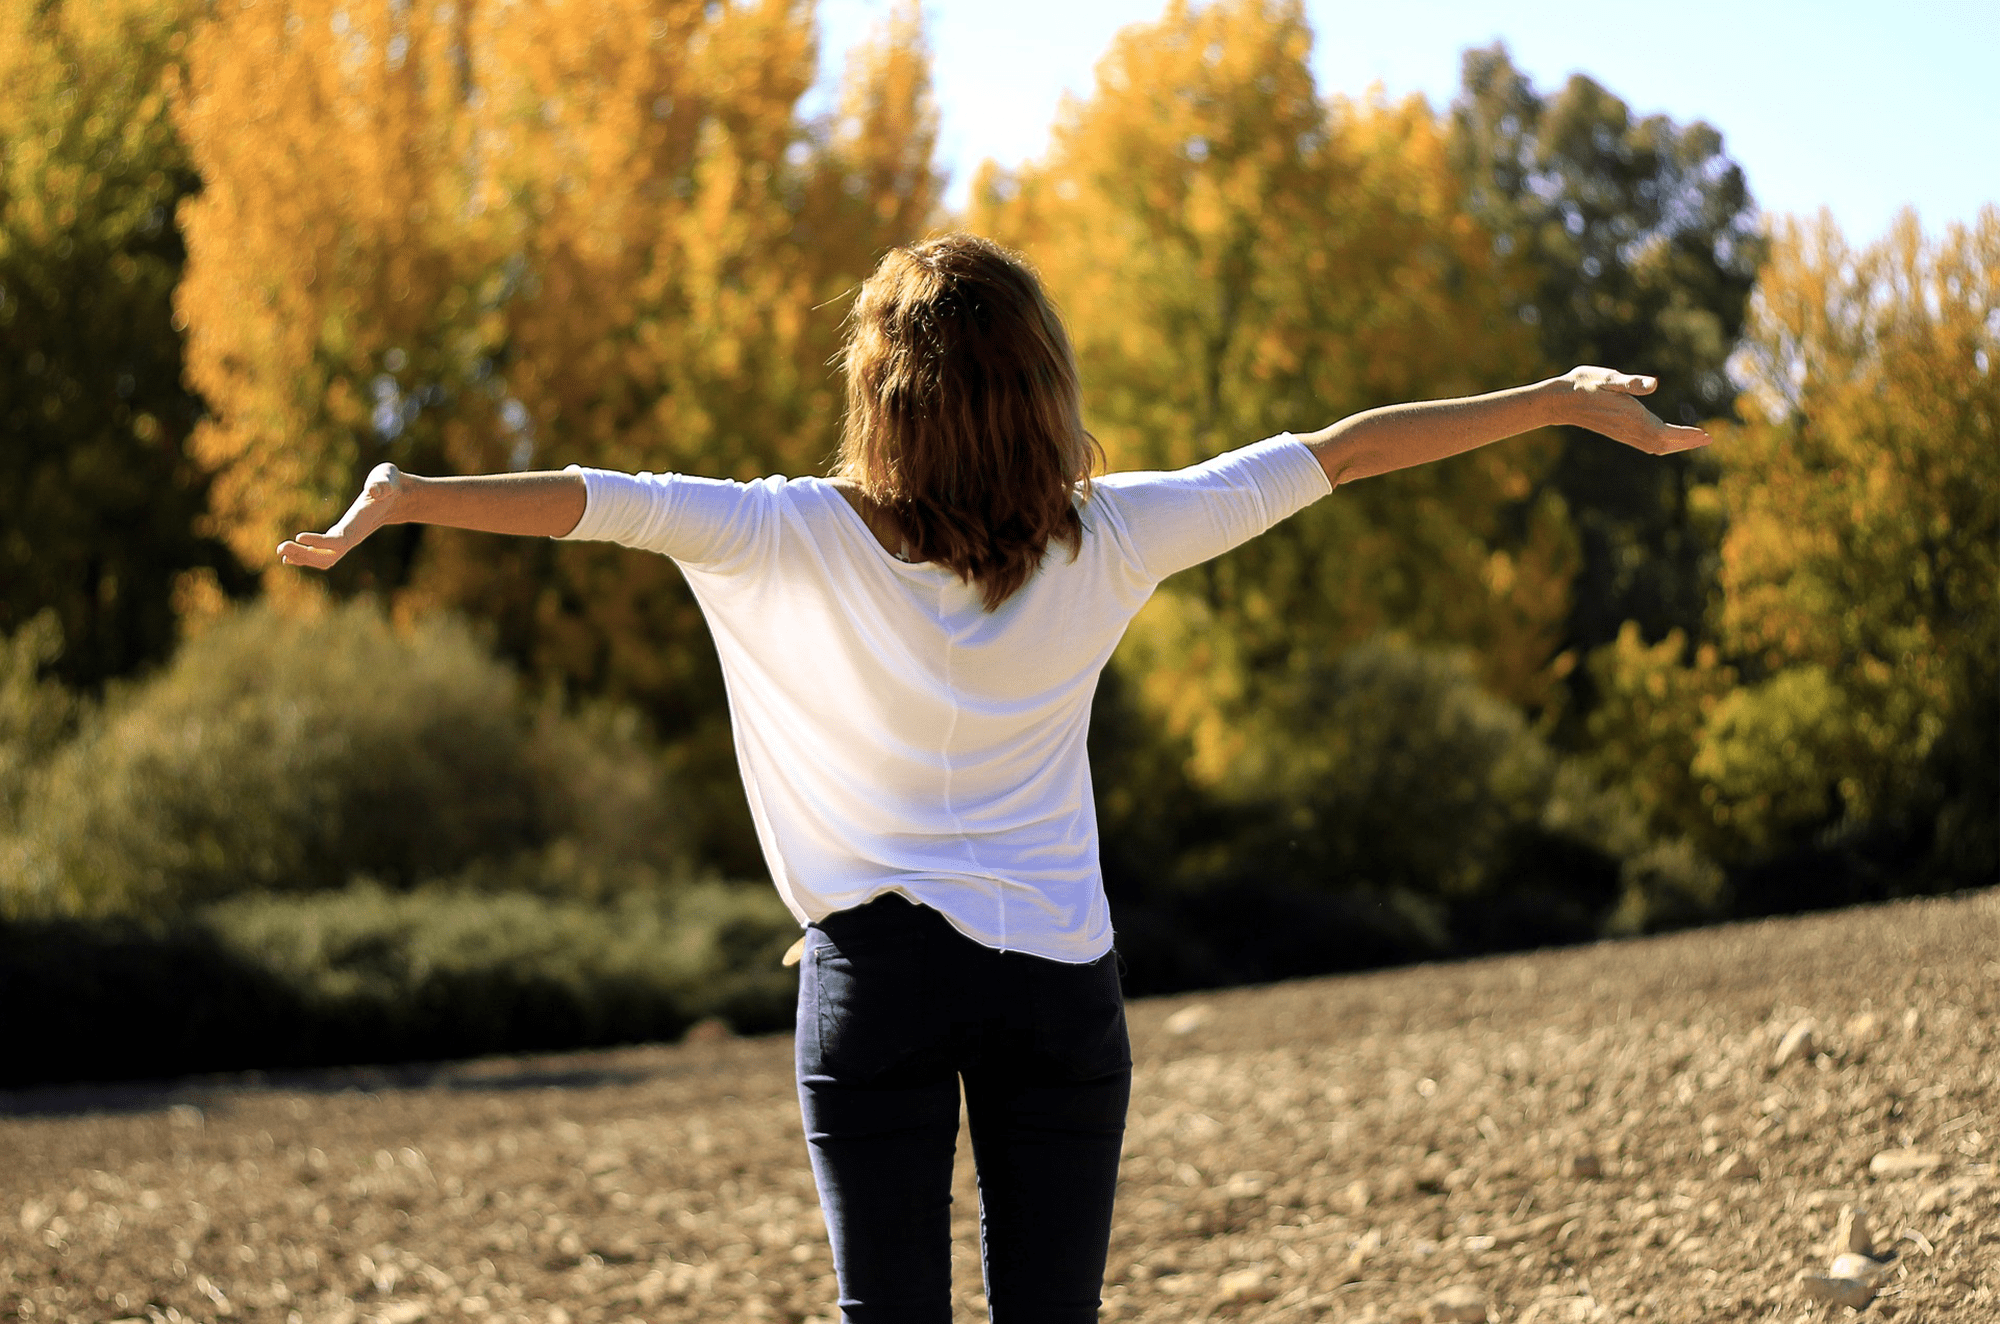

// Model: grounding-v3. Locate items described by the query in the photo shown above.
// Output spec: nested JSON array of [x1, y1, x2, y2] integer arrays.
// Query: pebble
[[1426, 1285, 1490, 1323], [1868, 1149, 1944, 1179], [1845, 1011, 1884, 1046], [1917, 1177, 1978, 1212], [1564, 1153, 1601, 1179], [1714, 1152, 1758, 1181], [1772, 1019, 1816, 1067], [1828, 1252, 1888, 1284], [1215, 1267, 1275, 1303], [1163, 1005, 1213, 1036]]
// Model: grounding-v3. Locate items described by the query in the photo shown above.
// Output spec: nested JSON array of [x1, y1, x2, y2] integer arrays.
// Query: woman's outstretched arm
[[276, 464, 587, 571], [1302, 366, 1710, 487]]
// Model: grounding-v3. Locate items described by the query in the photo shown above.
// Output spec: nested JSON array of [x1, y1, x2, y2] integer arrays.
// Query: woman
[[280, 233, 1707, 1322]]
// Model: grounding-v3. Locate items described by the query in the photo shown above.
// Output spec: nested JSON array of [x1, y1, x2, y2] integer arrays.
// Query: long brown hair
[[835, 233, 1102, 610]]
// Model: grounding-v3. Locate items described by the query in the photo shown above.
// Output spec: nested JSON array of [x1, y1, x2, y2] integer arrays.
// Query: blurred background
[[1, 0, 1992, 1087]]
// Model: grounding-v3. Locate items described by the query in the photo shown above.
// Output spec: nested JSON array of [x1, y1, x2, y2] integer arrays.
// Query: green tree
[[1448, 44, 1763, 671], [0, 0, 243, 688]]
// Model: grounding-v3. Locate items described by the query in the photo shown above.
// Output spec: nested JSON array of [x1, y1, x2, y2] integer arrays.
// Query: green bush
[[0, 881, 799, 1088], [1, 600, 689, 917], [1227, 636, 1559, 899], [0, 611, 77, 823]]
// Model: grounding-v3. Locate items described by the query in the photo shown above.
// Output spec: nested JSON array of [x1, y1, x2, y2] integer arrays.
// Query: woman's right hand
[[277, 462, 409, 570]]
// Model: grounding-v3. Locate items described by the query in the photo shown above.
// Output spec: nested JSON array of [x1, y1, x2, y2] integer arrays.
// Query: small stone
[[1714, 1151, 1758, 1181], [1427, 1285, 1490, 1323], [1215, 1266, 1276, 1303], [1845, 1012, 1884, 1046], [781, 936, 807, 967], [1564, 1153, 1602, 1179], [1829, 1252, 1888, 1284], [1917, 1178, 1977, 1213], [1163, 1004, 1212, 1036], [1833, 1205, 1874, 1257], [1901, 1007, 1921, 1034], [1772, 1019, 1816, 1067], [1342, 1179, 1373, 1212], [1797, 1273, 1876, 1309], [1869, 1149, 1944, 1179]]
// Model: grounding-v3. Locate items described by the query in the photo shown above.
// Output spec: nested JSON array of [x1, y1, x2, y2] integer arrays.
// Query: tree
[[175, 0, 942, 870], [0, 0, 242, 688], [1702, 208, 1997, 882], [1448, 44, 1763, 672], [971, 0, 1568, 795]]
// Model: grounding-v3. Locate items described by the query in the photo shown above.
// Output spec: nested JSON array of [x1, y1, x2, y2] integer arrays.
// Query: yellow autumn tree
[[1699, 208, 1998, 869], [175, 0, 478, 580], [970, 0, 1567, 797], [175, 0, 941, 867], [1589, 207, 1997, 885]]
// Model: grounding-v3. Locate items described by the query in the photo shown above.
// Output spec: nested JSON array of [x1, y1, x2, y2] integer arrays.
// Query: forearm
[[1301, 379, 1566, 486], [277, 464, 589, 570], [392, 470, 588, 539]]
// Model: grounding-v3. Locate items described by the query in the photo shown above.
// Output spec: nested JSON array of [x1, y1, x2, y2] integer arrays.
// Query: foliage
[[0, 611, 77, 822], [0, 0, 244, 688], [969, 0, 1575, 879], [1448, 44, 1763, 667], [1700, 208, 1998, 876], [1, 600, 689, 918], [1585, 208, 1996, 897], [0, 880, 798, 1088], [1101, 635, 1651, 986], [1583, 620, 1737, 848]]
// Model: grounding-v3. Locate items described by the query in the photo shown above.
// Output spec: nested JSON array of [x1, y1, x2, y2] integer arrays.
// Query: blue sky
[[812, 0, 1997, 244]]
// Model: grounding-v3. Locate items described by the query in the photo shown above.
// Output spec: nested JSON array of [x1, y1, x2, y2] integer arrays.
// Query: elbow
[[1306, 435, 1372, 488]]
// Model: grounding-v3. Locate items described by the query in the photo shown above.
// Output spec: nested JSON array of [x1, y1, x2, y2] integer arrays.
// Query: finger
[[292, 531, 343, 547], [1611, 373, 1658, 396], [277, 539, 336, 568], [1660, 423, 1710, 452]]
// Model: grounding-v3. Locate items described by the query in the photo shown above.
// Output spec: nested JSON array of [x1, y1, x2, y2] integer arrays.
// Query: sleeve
[[555, 466, 775, 572], [1093, 434, 1332, 583]]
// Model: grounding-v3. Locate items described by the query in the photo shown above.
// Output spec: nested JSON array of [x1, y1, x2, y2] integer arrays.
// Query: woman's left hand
[[1557, 367, 1712, 455]]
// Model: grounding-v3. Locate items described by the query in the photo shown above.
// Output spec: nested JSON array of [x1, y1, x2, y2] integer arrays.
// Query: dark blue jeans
[[796, 894, 1132, 1323]]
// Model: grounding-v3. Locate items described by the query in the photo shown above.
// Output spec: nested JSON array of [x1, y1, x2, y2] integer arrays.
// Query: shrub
[[1225, 636, 1559, 900], [0, 881, 799, 1088], [2, 600, 689, 917], [0, 612, 76, 823]]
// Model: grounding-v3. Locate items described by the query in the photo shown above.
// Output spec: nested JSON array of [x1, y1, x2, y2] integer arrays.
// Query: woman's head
[[835, 233, 1101, 610]]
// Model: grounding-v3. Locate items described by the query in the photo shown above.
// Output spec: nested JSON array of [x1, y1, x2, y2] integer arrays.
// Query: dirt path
[[4, 891, 1995, 1323]]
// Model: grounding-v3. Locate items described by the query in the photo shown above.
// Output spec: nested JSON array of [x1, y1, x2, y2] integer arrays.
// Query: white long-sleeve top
[[560, 435, 1331, 962]]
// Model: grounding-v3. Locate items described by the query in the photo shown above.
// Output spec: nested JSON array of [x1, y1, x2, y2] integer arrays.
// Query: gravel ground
[[4, 889, 1995, 1323]]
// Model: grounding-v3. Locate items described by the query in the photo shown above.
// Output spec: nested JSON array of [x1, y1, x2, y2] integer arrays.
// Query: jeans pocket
[[1030, 951, 1131, 1081], [806, 940, 938, 1084]]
